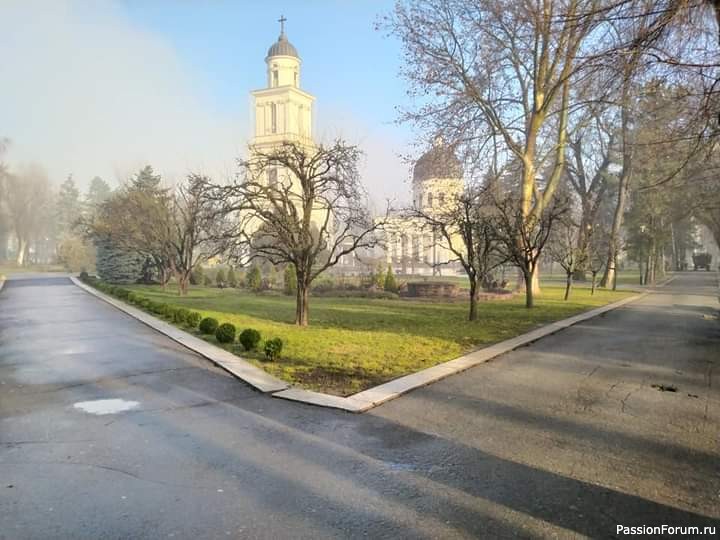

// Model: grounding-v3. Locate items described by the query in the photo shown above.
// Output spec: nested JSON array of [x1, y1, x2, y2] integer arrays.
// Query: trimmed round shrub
[[152, 302, 167, 315], [198, 317, 219, 334], [79, 271, 89, 281], [174, 308, 191, 325], [215, 323, 236, 344], [186, 311, 202, 328], [263, 337, 283, 361], [127, 292, 138, 303], [239, 328, 261, 351], [138, 298, 151, 309], [164, 306, 179, 320]]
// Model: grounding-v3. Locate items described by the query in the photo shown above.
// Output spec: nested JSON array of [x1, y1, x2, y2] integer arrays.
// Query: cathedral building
[[382, 140, 466, 275], [248, 20, 465, 276]]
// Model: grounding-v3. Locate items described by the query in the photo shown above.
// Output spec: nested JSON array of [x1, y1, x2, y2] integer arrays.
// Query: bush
[[127, 292, 138, 303], [198, 317, 219, 334], [190, 266, 204, 285], [79, 271, 89, 281], [203, 275, 213, 287], [312, 289, 400, 300], [283, 265, 297, 296], [186, 311, 202, 328], [239, 328, 261, 351], [264, 337, 283, 361], [384, 266, 398, 293], [246, 265, 262, 291], [215, 323, 236, 344], [312, 277, 335, 293], [151, 302, 167, 315], [174, 308, 191, 325], [138, 298, 151, 309], [215, 268, 226, 287], [227, 267, 237, 288], [164, 306, 179, 320]]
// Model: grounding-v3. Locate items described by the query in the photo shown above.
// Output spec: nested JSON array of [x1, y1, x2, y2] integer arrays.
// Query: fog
[[1, 0, 412, 204]]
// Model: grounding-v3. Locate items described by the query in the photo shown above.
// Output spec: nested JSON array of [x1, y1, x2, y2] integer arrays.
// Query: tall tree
[[56, 175, 81, 235], [408, 184, 505, 321], [385, 0, 604, 304], [0, 138, 10, 260], [85, 176, 112, 209], [86, 166, 173, 285], [4, 165, 53, 266], [164, 174, 231, 295], [207, 140, 383, 326]]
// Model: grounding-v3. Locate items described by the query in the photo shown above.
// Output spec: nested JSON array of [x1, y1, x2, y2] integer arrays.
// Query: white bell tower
[[251, 16, 315, 147]]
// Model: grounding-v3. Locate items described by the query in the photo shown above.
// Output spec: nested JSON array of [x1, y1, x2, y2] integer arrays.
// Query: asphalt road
[[1, 272, 718, 539]]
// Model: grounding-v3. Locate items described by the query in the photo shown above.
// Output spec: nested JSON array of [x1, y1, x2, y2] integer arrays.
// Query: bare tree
[[4, 164, 53, 266], [165, 174, 230, 295], [548, 212, 588, 300], [385, 0, 606, 303], [493, 193, 569, 308], [407, 184, 505, 321], [206, 140, 383, 326], [565, 106, 614, 280]]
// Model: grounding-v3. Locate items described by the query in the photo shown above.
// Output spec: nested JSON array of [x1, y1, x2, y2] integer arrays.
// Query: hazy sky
[[1, 0, 419, 203]]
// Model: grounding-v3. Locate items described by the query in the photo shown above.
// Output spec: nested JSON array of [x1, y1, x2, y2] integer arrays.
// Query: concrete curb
[[70, 277, 289, 394], [72, 274, 675, 413], [274, 291, 648, 412]]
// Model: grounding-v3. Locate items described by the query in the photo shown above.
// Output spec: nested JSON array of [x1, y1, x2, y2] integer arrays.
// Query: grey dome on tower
[[413, 143, 462, 183], [267, 17, 299, 59], [267, 34, 299, 58]]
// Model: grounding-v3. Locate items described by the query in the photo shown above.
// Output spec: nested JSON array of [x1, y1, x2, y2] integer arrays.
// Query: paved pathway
[[1, 273, 718, 539]]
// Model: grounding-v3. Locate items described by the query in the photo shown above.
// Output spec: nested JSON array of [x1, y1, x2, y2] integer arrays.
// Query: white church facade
[[248, 20, 465, 276]]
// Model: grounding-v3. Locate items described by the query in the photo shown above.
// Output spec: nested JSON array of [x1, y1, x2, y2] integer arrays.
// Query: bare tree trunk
[[294, 267, 310, 326], [590, 271, 597, 295], [516, 264, 541, 295], [573, 212, 590, 281], [16, 236, 26, 266], [564, 272, 573, 301], [468, 278, 479, 321], [602, 66, 634, 289], [295, 283, 309, 326], [524, 270, 534, 308]]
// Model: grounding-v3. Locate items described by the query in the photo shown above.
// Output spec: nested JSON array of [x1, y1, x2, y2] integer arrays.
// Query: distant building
[[380, 139, 465, 276]]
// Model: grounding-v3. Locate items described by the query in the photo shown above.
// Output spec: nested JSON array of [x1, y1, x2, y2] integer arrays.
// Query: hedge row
[[79, 274, 203, 329], [79, 273, 284, 361]]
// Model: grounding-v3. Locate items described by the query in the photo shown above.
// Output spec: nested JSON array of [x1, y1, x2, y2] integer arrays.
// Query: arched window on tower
[[294, 71, 298, 87], [272, 70, 279, 88], [427, 192, 433, 208], [271, 103, 277, 134]]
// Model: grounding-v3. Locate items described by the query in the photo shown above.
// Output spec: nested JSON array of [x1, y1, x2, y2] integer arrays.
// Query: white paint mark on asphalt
[[73, 399, 139, 415]]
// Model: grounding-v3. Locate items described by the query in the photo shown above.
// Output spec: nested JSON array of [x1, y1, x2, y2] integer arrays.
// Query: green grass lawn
[[127, 283, 635, 396]]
